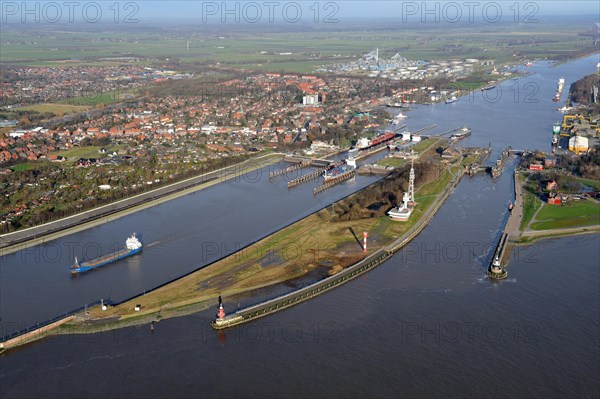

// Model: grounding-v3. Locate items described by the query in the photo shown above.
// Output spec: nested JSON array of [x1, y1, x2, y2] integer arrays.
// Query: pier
[[491, 233, 509, 266], [287, 168, 327, 188], [313, 170, 357, 195], [269, 161, 312, 179]]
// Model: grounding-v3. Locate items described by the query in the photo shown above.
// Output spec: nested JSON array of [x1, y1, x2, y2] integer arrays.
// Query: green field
[[60, 90, 133, 106], [377, 157, 406, 168], [530, 199, 600, 230], [10, 162, 36, 172], [1, 22, 595, 72], [55, 145, 124, 161], [15, 103, 90, 116]]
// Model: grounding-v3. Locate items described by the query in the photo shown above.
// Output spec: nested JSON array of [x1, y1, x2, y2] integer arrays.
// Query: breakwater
[[214, 169, 465, 329]]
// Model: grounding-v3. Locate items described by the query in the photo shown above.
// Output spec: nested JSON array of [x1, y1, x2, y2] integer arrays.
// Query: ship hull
[[71, 247, 142, 274]]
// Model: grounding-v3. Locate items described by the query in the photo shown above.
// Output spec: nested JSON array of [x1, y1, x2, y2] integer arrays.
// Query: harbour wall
[[214, 169, 465, 329]]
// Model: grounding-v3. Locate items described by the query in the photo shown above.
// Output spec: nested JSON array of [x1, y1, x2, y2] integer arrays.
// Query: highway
[[0, 154, 283, 252]]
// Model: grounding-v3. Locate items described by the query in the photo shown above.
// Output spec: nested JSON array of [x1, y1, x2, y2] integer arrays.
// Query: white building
[[303, 94, 319, 106]]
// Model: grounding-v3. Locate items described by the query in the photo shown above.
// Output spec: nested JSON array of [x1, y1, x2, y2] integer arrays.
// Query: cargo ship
[[323, 159, 356, 183], [355, 131, 396, 150], [553, 78, 565, 102], [70, 233, 142, 274], [450, 127, 472, 141], [481, 84, 496, 91]]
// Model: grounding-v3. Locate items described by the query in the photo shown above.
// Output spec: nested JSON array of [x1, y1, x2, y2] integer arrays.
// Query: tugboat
[[487, 257, 508, 280]]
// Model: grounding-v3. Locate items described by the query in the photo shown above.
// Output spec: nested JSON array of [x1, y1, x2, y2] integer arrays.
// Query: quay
[[213, 168, 465, 330]]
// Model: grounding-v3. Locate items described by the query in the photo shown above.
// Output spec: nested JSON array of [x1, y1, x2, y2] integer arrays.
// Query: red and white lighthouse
[[217, 303, 226, 320], [363, 232, 368, 252]]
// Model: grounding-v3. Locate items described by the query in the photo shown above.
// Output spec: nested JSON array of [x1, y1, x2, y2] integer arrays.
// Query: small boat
[[445, 96, 457, 104], [508, 202, 514, 211], [558, 105, 572, 113]]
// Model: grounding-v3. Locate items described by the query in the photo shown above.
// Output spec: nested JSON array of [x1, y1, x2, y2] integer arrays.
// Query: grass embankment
[[520, 174, 543, 231], [81, 156, 457, 324], [530, 198, 600, 230]]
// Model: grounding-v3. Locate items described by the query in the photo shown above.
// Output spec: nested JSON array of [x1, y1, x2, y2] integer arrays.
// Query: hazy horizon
[[1, 1, 599, 26]]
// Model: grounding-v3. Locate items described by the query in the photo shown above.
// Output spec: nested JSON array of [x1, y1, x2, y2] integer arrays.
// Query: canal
[[0, 54, 598, 398]]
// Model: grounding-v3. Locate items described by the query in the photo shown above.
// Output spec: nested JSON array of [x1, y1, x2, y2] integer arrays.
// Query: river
[[1, 54, 599, 398]]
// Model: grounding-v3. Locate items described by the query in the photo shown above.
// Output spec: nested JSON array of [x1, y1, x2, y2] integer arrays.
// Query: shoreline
[[516, 226, 600, 244], [1, 151, 463, 350], [505, 169, 599, 251], [0, 153, 284, 255]]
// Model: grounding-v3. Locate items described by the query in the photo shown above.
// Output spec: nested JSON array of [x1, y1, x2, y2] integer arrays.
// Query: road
[[0, 154, 283, 252]]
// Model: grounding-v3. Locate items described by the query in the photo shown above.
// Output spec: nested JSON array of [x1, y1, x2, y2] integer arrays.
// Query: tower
[[408, 153, 415, 204], [217, 295, 225, 320]]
